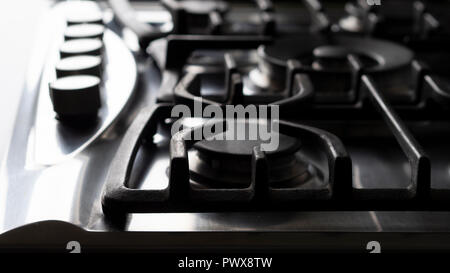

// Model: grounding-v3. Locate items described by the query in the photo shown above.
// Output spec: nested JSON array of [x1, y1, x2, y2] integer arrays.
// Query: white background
[[0, 0, 48, 163]]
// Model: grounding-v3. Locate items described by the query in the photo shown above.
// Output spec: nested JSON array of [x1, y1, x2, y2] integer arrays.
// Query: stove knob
[[60, 38, 103, 58], [49, 75, 101, 121], [66, 2, 103, 25], [67, 13, 104, 26], [55, 55, 102, 78], [64, 24, 105, 40]]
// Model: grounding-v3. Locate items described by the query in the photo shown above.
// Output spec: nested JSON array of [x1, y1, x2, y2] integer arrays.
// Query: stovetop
[[1, 0, 450, 252]]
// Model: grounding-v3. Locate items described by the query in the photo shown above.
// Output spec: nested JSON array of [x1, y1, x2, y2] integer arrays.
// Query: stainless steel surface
[[0, 1, 139, 233], [1, 0, 450, 253], [120, 211, 450, 232]]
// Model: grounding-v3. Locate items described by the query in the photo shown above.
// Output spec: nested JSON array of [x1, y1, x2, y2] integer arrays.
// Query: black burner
[[189, 121, 312, 188]]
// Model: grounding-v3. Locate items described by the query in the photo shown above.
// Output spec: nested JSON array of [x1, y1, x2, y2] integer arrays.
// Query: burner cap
[[194, 133, 301, 158], [193, 119, 300, 158]]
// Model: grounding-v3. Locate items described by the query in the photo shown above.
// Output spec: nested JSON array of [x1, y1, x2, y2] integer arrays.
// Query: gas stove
[[1, 0, 450, 253]]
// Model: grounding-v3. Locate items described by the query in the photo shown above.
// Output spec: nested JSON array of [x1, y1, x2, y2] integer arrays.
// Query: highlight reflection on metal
[[0, 1, 140, 233], [26, 158, 85, 223], [123, 211, 450, 232], [2, 1, 450, 249]]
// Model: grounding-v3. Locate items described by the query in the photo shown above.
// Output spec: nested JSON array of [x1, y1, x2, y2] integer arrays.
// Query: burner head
[[255, 34, 415, 103], [188, 121, 314, 188], [182, 50, 286, 104], [194, 132, 301, 158]]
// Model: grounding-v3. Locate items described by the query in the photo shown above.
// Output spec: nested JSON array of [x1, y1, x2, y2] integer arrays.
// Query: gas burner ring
[[256, 35, 415, 103], [259, 35, 414, 76], [172, 119, 352, 201], [189, 119, 307, 188]]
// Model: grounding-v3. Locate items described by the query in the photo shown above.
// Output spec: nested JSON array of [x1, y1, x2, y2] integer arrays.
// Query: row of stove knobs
[[49, 4, 105, 123]]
